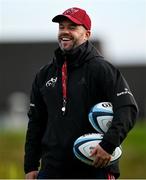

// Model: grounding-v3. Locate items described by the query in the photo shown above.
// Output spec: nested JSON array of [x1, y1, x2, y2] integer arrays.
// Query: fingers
[[93, 155, 111, 168], [25, 171, 38, 179], [90, 145, 111, 168]]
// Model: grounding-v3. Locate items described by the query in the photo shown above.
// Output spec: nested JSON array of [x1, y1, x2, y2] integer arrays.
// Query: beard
[[58, 33, 81, 52], [59, 39, 77, 52]]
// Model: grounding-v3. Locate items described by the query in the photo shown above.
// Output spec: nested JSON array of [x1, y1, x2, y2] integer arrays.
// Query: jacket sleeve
[[99, 63, 139, 154], [24, 73, 47, 174]]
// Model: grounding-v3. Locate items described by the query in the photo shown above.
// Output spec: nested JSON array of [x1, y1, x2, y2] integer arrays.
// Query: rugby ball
[[73, 133, 122, 166], [88, 102, 113, 133]]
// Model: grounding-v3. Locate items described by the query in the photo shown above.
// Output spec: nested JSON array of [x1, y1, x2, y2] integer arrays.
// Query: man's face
[[58, 19, 90, 51]]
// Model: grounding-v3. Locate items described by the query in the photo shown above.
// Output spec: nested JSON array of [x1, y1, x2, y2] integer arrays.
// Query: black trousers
[[37, 166, 115, 179]]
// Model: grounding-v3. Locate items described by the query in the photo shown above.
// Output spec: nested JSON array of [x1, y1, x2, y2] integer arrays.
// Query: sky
[[0, 0, 146, 65]]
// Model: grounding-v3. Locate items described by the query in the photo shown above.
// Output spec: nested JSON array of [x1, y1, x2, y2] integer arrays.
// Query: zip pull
[[62, 98, 66, 115]]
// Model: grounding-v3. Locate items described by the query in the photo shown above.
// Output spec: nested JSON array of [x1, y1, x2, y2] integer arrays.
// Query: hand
[[25, 171, 38, 179], [90, 144, 111, 168]]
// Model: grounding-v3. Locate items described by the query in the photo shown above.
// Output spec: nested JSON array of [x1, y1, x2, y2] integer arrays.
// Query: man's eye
[[69, 26, 76, 30], [59, 25, 64, 29]]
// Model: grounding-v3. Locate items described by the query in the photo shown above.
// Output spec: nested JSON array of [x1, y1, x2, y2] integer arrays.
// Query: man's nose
[[60, 27, 70, 33]]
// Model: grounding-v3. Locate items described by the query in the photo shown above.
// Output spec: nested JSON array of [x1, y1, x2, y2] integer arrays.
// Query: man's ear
[[86, 30, 91, 39]]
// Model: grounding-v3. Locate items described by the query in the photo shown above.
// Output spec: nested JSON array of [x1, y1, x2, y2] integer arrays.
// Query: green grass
[[0, 130, 26, 179], [120, 121, 146, 179], [0, 121, 146, 179]]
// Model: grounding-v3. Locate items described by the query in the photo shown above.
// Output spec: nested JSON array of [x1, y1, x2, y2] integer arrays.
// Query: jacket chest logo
[[46, 77, 57, 87]]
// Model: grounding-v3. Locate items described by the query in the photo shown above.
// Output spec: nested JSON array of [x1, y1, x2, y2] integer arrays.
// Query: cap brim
[[52, 14, 82, 25]]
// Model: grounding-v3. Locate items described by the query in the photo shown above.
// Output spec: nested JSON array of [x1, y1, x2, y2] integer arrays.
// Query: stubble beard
[[59, 39, 80, 53]]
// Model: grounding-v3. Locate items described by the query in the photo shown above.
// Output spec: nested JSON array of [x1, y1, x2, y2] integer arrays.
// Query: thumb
[[90, 147, 97, 157]]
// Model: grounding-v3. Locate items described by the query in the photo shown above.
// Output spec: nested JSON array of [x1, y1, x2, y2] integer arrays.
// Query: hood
[[54, 41, 103, 68]]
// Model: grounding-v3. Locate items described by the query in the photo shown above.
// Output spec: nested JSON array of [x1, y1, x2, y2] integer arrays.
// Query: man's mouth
[[60, 37, 72, 42], [62, 37, 70, 41], [59, 36, 74, 50]]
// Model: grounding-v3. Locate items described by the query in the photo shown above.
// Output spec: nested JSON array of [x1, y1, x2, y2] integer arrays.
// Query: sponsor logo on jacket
[[46, 77, 57, 87]]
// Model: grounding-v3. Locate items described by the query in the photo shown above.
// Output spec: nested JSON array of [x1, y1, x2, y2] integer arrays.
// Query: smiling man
[[57, 20, 90, 51], [54, 7, 91, 52], [24, 7, 138, 179]]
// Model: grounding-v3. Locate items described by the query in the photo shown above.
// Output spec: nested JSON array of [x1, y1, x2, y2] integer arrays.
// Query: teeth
[[62, 37, 70, 41]]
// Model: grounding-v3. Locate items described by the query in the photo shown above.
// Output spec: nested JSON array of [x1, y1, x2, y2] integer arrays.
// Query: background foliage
[[0, 121, 146, 179]]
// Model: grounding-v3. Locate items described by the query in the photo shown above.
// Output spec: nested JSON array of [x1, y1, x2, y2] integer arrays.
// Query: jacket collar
[[54, 41, 103, 68]]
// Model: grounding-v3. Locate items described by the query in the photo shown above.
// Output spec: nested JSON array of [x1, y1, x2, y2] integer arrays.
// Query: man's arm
[[91, 62, 139, 167], [24, 74, 47, 174]]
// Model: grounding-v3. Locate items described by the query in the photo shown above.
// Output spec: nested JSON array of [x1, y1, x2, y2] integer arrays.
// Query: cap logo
[[64, 8, 79, 15]]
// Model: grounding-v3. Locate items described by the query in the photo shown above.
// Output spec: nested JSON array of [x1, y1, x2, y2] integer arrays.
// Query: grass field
[[0, 121, 146, 179], [120, 121, 146, 179], [0, 129, 25, 178]]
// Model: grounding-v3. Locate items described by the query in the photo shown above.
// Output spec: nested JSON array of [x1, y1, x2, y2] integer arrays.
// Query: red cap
[[52, 7, 91, 30]]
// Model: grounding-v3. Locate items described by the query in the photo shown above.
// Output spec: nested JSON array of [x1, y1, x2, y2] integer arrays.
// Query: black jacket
[[24, 41, 138, 178]]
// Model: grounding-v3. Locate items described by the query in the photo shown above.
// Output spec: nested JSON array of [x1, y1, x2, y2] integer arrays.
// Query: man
[[24, 7, 138, 179]]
